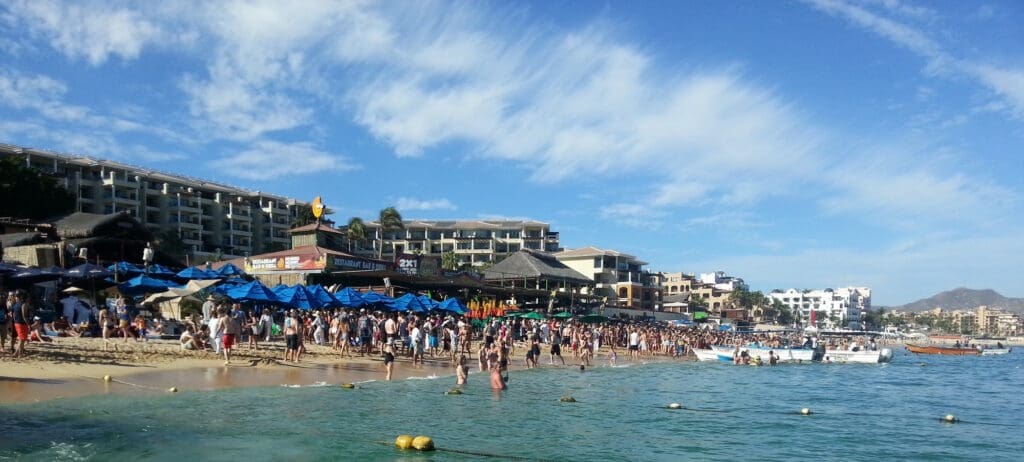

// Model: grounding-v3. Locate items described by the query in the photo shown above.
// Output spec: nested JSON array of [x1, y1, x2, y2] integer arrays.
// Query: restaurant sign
[[395, 254, 420, 275], [247, 254, 326, 272], [332, 256, 389, 272]]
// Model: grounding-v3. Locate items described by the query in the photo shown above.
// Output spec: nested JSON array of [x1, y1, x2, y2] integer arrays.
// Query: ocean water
[[1, 350, 1022, 461]]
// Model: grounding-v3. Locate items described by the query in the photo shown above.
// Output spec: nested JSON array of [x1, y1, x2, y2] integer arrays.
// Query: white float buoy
[[668, 403, 682, 409], [801, 408, 811, 415]]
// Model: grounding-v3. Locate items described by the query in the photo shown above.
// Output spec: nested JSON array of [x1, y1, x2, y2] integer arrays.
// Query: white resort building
[[767, 287, 872, 328], [1, 143, 304, 261]]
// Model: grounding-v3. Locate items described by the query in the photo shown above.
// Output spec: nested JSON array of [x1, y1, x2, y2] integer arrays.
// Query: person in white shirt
[[208, 314, 221, 354], [410, 322, 424, 365], [202, 296, 215, 322]]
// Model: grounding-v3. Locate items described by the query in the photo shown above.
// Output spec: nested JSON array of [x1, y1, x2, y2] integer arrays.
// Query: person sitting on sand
[[53, 316, 80, 337], [180, 325, 200, 350], [29, 316, 52, 343]]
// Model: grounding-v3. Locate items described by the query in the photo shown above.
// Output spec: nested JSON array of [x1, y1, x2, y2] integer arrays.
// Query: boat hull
[[711, 345, 815, 363], [906, 344, 980, 356], [980, 348, 1011, 356], [823, 348, 894, 363], [693, 348, 731, 362]]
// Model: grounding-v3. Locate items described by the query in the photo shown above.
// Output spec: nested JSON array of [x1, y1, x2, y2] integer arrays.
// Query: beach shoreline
[[0, 337, 646, 404]]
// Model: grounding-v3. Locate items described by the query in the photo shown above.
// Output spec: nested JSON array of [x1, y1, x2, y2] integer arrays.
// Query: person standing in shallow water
[[383, 342, 395, 381], [456, 354, 468, 385]]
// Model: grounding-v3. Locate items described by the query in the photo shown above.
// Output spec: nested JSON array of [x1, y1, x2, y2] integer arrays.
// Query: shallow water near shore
[[2, 350, 1022, 461]]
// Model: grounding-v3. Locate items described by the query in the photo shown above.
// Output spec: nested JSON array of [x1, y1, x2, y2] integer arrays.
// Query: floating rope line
[[375, 440, 548, 460]]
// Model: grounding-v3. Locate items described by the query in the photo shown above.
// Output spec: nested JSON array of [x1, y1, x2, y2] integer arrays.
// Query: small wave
[[406, 375, 440, 380], [353, 379, 376, 384], [49, 442, 89, 461], [280, 381, 329, 388]]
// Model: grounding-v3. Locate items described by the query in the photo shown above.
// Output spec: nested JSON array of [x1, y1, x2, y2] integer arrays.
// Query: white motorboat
[[822, 348, 894, 364], [710, 344, 815, 363], [980, 347, 1012, 356]]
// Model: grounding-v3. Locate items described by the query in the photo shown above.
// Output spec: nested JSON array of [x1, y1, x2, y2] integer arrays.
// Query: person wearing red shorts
[[216, 308, 242, 366], [10, 291, 31, 359]]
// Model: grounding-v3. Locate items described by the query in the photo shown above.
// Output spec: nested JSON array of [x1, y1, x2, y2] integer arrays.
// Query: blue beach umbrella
[[108, 261, 145, 275], [437, 298, 468, 315], [417, 294, 440, 310], [277, 285, 321, 310], [118, 274, 181, 296], [271, 283, 291, 295], [388, 293, 428, 313], [217, 263, 246, 277], [333, 287, 367, 308], [307, 285, 340, 308], [360, 290, 394, 305], [147, 264, 177, 278], [225, 280, 279, 304], [176, 266, 220, 280], [66, 263, 113, 280]]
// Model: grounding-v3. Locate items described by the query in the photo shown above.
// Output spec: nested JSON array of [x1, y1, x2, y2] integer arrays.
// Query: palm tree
[[441, 251, 459, 271], [376, 206, 404, 259], [346, 217, 368, 252]]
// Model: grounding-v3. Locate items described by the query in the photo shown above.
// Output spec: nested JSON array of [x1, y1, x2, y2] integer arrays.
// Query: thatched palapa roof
[[0, 232, 45, 248], [483, 250, 591, 285], [53, 212, 152, 240]]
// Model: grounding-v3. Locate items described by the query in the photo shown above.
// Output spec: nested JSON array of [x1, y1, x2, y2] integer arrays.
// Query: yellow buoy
[[560, 396, 577, 403], [944, 414, 957, 423], [168, 387, 178, 393], [395, 435, 414, 449], [412, 436, 435, 451], [103, 375, 112, 383], [801, 408, 811, 415], [341, 383, 355, 389], [668, 403, 682, 409]]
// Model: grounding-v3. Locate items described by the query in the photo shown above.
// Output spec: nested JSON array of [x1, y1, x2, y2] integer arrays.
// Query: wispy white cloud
[[803, 0, 1024, 119], [601, 204, 667, 228], [208, 140, 355, 180], [2, 0, 192, 65], [394, 197, 457, 211]]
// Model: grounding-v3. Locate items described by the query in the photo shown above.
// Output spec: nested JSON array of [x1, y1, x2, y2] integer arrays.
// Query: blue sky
[[1, 0, 1022, 305]]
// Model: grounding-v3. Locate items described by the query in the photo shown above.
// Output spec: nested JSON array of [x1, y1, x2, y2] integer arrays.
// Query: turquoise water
[[2, 350, 1022, 461]]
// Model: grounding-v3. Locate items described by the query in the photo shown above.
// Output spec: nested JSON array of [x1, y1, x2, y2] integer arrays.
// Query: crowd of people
[[4, 286, 820, 387]]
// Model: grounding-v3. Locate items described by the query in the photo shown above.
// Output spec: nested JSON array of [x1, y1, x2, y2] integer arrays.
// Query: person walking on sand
[[10, 291, 31, 359], [0, 292, 11, 358], [218, 308, 241, 366], [284, 309, 300, 362], [549, 329, 565, 365]]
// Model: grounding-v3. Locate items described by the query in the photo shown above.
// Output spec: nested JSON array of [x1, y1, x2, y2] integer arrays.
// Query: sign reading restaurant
[[332, 256, 389, 272]]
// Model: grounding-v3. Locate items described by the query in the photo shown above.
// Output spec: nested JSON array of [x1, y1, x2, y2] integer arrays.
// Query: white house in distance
[[767, 287, 871, 328], [699, 271, 746, 291]]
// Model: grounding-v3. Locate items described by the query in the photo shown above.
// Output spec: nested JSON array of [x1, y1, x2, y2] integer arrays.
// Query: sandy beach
[[0, 337, 472, 404]]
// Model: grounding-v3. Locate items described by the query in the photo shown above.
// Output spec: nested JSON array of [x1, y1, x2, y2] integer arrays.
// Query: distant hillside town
[[3, 142, 872, 328]]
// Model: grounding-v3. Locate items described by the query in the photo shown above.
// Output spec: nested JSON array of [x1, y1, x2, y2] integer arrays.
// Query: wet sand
[[0, 337, 459, 404]]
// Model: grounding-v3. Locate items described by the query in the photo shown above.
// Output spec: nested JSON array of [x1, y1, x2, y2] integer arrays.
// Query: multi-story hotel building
[[1, 143, 303, 260], [359, 220, 561, 267], [767, 287, 871, 328], [554, 246, 660, 310]]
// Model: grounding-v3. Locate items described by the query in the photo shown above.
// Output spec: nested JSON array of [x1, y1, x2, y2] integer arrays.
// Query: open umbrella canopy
[[417, 294, 440, 310], [216, 263, 246, 277], [211, 278, 247, 295], [118, 274, 181, 296], [176, 266, 220, 280], [333, 287, 367, 307], [224, 280, 279, 304], [271, 283, 290, 294], [147, 264, 178, 278], [108, 261, 145, 275], [9, 266, 64, 285], [0, 261, 20, 273], [277, 285, 321, 310], [520, 311, 546, 320], [579, 314, 611, 324], [388, 293, 428, 313], [360, 290, 393, 305], [552, 311, 573, 319], [301, 285, 339, 308], [66, 263, 113, 280], [437, 297, 468, 315]]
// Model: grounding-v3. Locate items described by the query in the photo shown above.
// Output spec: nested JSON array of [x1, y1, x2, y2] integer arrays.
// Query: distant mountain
[[885, 288, 1024, 314]]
